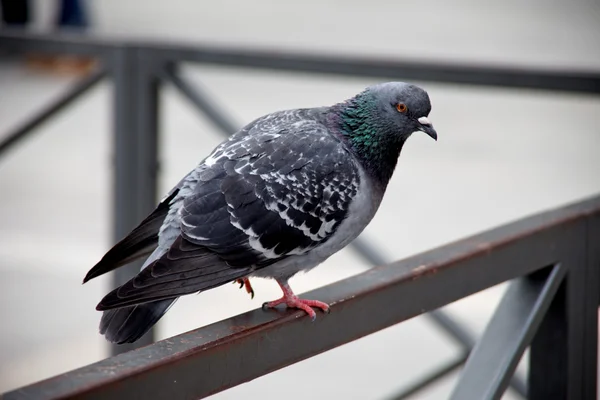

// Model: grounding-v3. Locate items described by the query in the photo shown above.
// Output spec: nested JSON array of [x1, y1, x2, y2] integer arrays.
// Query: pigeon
[[83, 82, 437, 344]]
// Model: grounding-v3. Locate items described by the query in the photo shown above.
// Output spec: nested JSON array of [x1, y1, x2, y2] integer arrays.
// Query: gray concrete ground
[[1, 0, 599, 398]]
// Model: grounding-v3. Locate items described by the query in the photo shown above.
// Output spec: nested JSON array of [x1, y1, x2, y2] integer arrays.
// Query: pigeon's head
[[364, 82, 437, 141], [335, 82, 437, 183]]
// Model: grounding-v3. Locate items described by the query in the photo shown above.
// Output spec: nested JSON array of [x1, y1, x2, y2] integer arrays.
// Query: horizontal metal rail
[[0, 32, 117, 56], [2, 31, 600, 94], [4, 195, 599, 400], [149, 45, 600, 95]]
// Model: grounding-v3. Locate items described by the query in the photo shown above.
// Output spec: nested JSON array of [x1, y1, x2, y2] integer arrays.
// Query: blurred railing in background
[[1, 31, 599, 400]]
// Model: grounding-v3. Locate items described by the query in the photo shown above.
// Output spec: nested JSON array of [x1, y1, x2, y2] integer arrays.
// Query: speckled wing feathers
[[182, 115, 359, 265], [182, 121, 358, 267], [97, 110, 360, 310]]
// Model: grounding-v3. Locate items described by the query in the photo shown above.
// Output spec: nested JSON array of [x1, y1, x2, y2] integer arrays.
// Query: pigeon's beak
[[417, 117, 437, 141]]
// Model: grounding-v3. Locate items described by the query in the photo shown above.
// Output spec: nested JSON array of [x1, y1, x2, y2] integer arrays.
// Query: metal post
[[133, 47, 161, 247], [582, 212, 600, 398], [451, 264, 566, 400], [528, 278, 568, 398], [528, 220, 596, 399], [110, 47, 161, 355]]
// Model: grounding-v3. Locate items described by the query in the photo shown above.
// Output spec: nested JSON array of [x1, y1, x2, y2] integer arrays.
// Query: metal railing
[[1, 31, 599, 399], [3, 195, 599, 400]]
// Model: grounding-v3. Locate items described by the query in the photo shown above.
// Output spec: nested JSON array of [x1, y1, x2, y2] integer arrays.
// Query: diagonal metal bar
[[450, 263, 567, 400], [0, 68, 106, 159], [160, 69, 528, 398], [386, 353, 468, 400], [160, 65, 238, 135]]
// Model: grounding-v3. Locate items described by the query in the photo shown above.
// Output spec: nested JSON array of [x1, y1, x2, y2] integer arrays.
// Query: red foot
[[235, 278, 254, 299], [263, 296, 330, 320], [262, 280, 329, 320]]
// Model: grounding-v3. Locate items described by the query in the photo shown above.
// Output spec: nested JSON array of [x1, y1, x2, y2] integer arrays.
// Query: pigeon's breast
[[253, 163, 384, 279], [311, 163, 383, 258]]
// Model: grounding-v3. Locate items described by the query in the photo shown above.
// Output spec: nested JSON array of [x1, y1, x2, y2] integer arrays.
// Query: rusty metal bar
[[351, 237, 475, 345], [3, 195, 599, 400]]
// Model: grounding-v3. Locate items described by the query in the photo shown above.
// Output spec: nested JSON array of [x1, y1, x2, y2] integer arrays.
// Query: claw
[[235, 278, 254, 299], [263, 279, 330, 320]]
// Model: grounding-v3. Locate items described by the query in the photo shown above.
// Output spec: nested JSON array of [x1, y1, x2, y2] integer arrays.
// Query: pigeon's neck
[[328, 96, 406, 186]]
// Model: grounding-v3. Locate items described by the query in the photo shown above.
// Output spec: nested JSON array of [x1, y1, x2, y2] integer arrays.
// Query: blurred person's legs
[[1, 0, 30, 26], [56, 0, 89, 31], [52, 0, 96, 74], [0, 0, 29, 57], [27, 0, 96, 75]]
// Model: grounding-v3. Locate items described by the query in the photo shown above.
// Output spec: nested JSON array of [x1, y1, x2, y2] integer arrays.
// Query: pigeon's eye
[[396, 103, 408, 113]]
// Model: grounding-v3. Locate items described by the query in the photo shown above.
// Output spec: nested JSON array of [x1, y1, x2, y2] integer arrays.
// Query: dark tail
[[99, 298, 176, 344]]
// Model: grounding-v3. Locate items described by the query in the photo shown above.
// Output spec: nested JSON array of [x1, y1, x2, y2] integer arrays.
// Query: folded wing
[[97, 113, 360, 310]]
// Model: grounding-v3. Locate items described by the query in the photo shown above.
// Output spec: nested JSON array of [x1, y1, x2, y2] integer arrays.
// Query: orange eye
[[396, 103, 407, 113]]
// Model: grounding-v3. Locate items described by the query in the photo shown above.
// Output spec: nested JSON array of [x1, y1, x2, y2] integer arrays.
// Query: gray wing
[[97, 111, 360, 310], [83, 180, 186, 283]]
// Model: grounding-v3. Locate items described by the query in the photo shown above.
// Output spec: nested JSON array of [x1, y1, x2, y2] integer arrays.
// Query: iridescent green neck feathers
[[335, 93, 407, 185]]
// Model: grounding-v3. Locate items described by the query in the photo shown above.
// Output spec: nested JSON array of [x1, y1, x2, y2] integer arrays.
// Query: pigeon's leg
[[262, 279, 329, 320], [234, 278, 254, 299]]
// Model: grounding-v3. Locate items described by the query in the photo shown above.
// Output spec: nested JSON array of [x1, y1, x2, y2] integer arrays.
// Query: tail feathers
[[99, 299, 176, 344]]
